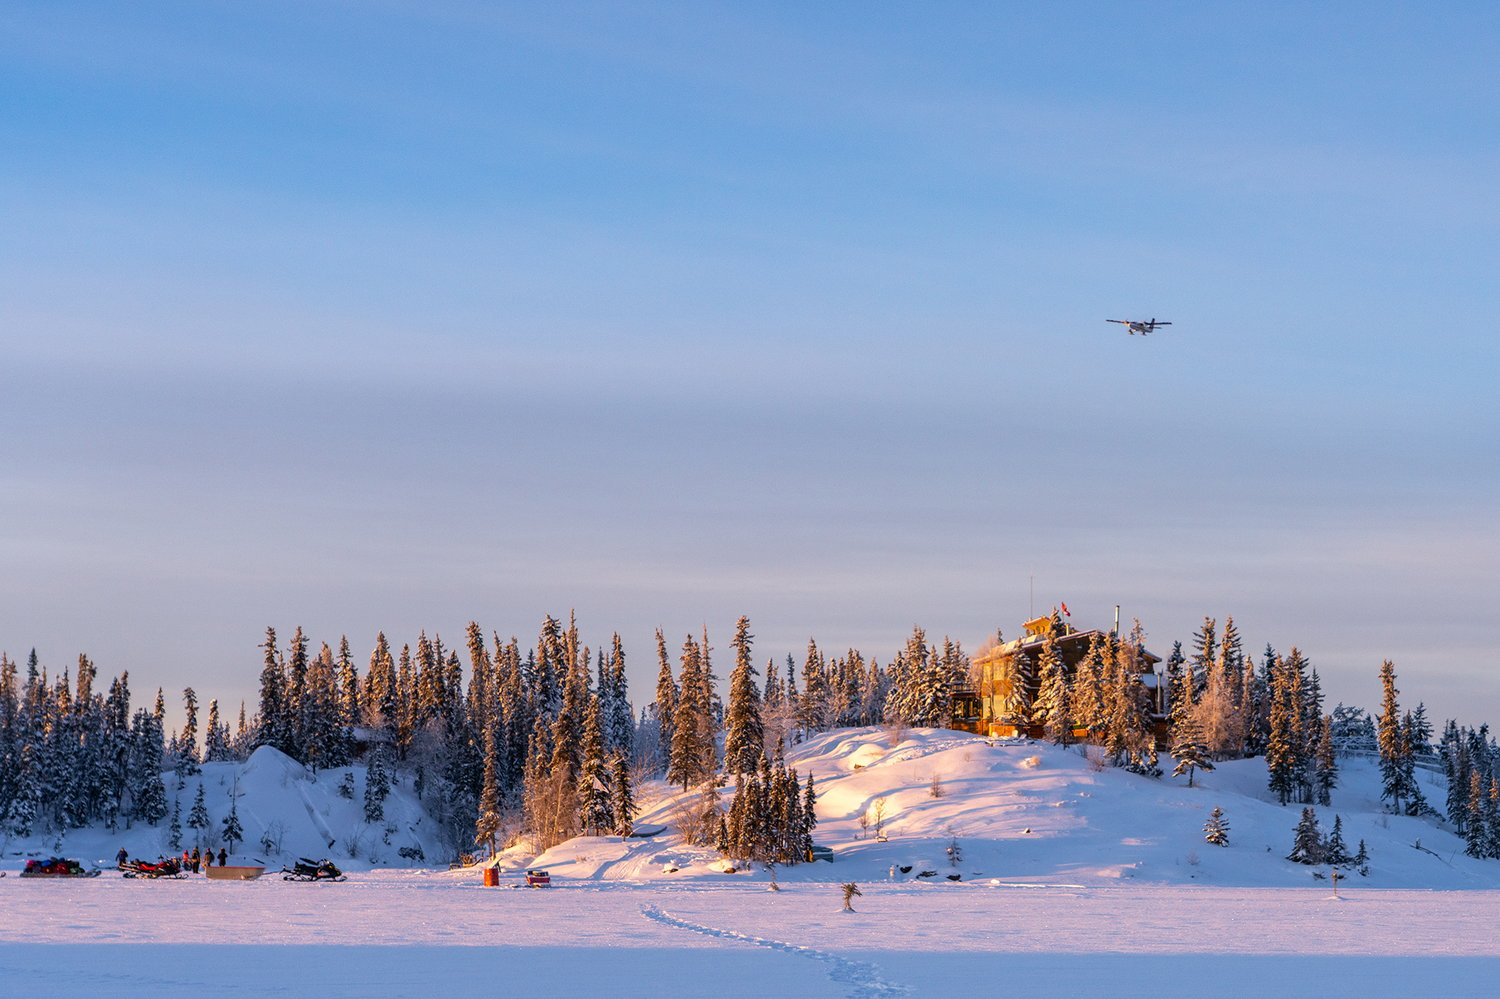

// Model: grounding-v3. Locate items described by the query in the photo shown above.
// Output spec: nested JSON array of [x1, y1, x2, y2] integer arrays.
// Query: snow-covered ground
[[4, 872, 1500, 997], [5, 728, 1499, 996]]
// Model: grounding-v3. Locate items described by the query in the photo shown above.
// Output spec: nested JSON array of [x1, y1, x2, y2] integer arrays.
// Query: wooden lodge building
[[951, 611, 1166, 740]]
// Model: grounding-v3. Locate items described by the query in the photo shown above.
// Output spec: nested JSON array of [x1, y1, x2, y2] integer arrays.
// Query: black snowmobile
[[281, 857, 346, 882], [121, 857, 185, 879]]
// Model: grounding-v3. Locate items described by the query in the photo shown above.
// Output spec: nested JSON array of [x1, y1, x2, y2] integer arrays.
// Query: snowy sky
[[3, 2, 1498, 729]]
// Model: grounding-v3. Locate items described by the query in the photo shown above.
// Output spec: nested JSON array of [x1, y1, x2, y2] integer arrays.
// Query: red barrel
[[482, 867, 499, 887]]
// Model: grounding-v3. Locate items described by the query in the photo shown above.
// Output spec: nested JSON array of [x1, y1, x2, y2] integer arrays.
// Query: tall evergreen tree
[[1376, 660, 1411, 813], [724, 617, 765, 774], [187, 784, 210, 847]]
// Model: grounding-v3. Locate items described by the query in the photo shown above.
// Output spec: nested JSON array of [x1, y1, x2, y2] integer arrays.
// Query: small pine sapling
[[946, 835, 963, 867], [1287, 807, 1324, 865], [1355, 839, 1370, 876], [929, 774, 946, 799], [1204, 806, 1230, 846], [840, 882, 862, 912]]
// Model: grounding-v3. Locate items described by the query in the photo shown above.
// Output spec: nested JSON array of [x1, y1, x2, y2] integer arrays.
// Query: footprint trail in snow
[[640, 905, 910, 999]]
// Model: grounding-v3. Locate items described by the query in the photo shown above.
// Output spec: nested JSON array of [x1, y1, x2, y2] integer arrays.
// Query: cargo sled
[[205, 860, 265, 881], [525, 869, 551, 888], [20, 857, 100, 878]]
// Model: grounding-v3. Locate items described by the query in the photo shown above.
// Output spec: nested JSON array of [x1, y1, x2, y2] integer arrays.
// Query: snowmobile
[[281, 857, 346, 882], [19, 857, 101, 878], [121, 857, 185, 879]]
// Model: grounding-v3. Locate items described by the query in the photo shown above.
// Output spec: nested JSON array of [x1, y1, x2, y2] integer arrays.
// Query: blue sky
[[3, 2, 1497, 728]]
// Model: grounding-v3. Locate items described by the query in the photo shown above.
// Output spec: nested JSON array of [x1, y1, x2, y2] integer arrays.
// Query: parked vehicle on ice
[[120, 857, 185, 879], [281, 858, 345, 882]]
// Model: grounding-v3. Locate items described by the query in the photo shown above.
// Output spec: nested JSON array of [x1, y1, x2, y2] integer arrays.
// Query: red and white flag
[[1060, 602, 1071, 617]]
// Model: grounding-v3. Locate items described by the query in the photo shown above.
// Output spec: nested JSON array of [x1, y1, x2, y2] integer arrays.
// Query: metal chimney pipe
[[1114, 605, 1120, 636]]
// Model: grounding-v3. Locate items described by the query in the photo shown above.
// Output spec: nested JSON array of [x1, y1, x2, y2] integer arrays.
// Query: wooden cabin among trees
[[956, 611, 1166, 743]]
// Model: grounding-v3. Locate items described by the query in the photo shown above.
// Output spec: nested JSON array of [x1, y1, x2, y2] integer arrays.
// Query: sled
[[205, 863, 265, 881], [19, 858, 100, 878], [282, 857, 346, 882]]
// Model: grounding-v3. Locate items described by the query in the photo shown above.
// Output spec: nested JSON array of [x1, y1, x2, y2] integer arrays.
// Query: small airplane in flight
[[1107, 318, 1172, 336]]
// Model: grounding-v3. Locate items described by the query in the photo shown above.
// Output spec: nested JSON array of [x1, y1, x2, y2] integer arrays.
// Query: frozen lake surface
[[3, 870, 1497, 998]]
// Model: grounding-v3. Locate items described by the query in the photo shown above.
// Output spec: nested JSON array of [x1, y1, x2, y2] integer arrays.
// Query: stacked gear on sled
[[282, 857, 345, 881], [120, 857, 185, 879], [20, 857, 99, 878]]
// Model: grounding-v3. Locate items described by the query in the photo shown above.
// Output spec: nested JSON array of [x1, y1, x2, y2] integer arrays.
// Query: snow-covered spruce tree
[[1464, 769, 1491, 859], [474, 728, 502, 857], [178, 687, 200, 777], [1032, 638, 1071, 745], [883, 627, 967, 731], [651, 629, 678, 773], [1283, 650, 1312, 802], [609, 752, 635, 837], [1399, 711, 1433, 818], [1354, 839, 1370, 875], [3, 743, 40, 836], [203, 699, 233, 763], [255, 627, 290, 757], [1325, 814, 1352, 866], [1171, 712, 1214, 788], [364, 746, 391, 824], [605, 633, 634, 762], [799, 639, 828, 734], [130, 705, 169, 826], [1069, 633, 1108, 740], [167, 795, 182, 851], [1376, 659, 1412, 814], [187, 784, 210, 848], [221, 802, 243, 852], [999, 649, 1036, 736], [1444, 721, 1473, 832], [724, 616, 765, 774], [1265, 656, 1297, 805], [1188, 617, 1216, 697], [1203, 806, 1229, 846], [667, 634, 716, 791], [577, 694, 613, 837], [337, 634, 361, 736], [1313, 714, 1338, 807], [1287, 807, 1324, 865]]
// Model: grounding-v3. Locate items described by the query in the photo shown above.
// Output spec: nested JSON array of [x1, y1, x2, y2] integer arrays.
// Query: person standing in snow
[[203, 850, 213, 869], [116, 847, 128, 868], [191, 847, 201, 873], [218, 848, 227, 867]]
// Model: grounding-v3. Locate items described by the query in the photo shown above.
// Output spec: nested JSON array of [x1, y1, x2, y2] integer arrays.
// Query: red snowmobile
[[121, 857, 185, 879]]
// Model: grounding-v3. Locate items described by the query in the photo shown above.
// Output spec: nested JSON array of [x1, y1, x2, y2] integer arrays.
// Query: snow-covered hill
[[5, 728, 1488, 890], [520, 727, 1494, 889], [0, 746, 442, 870]]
